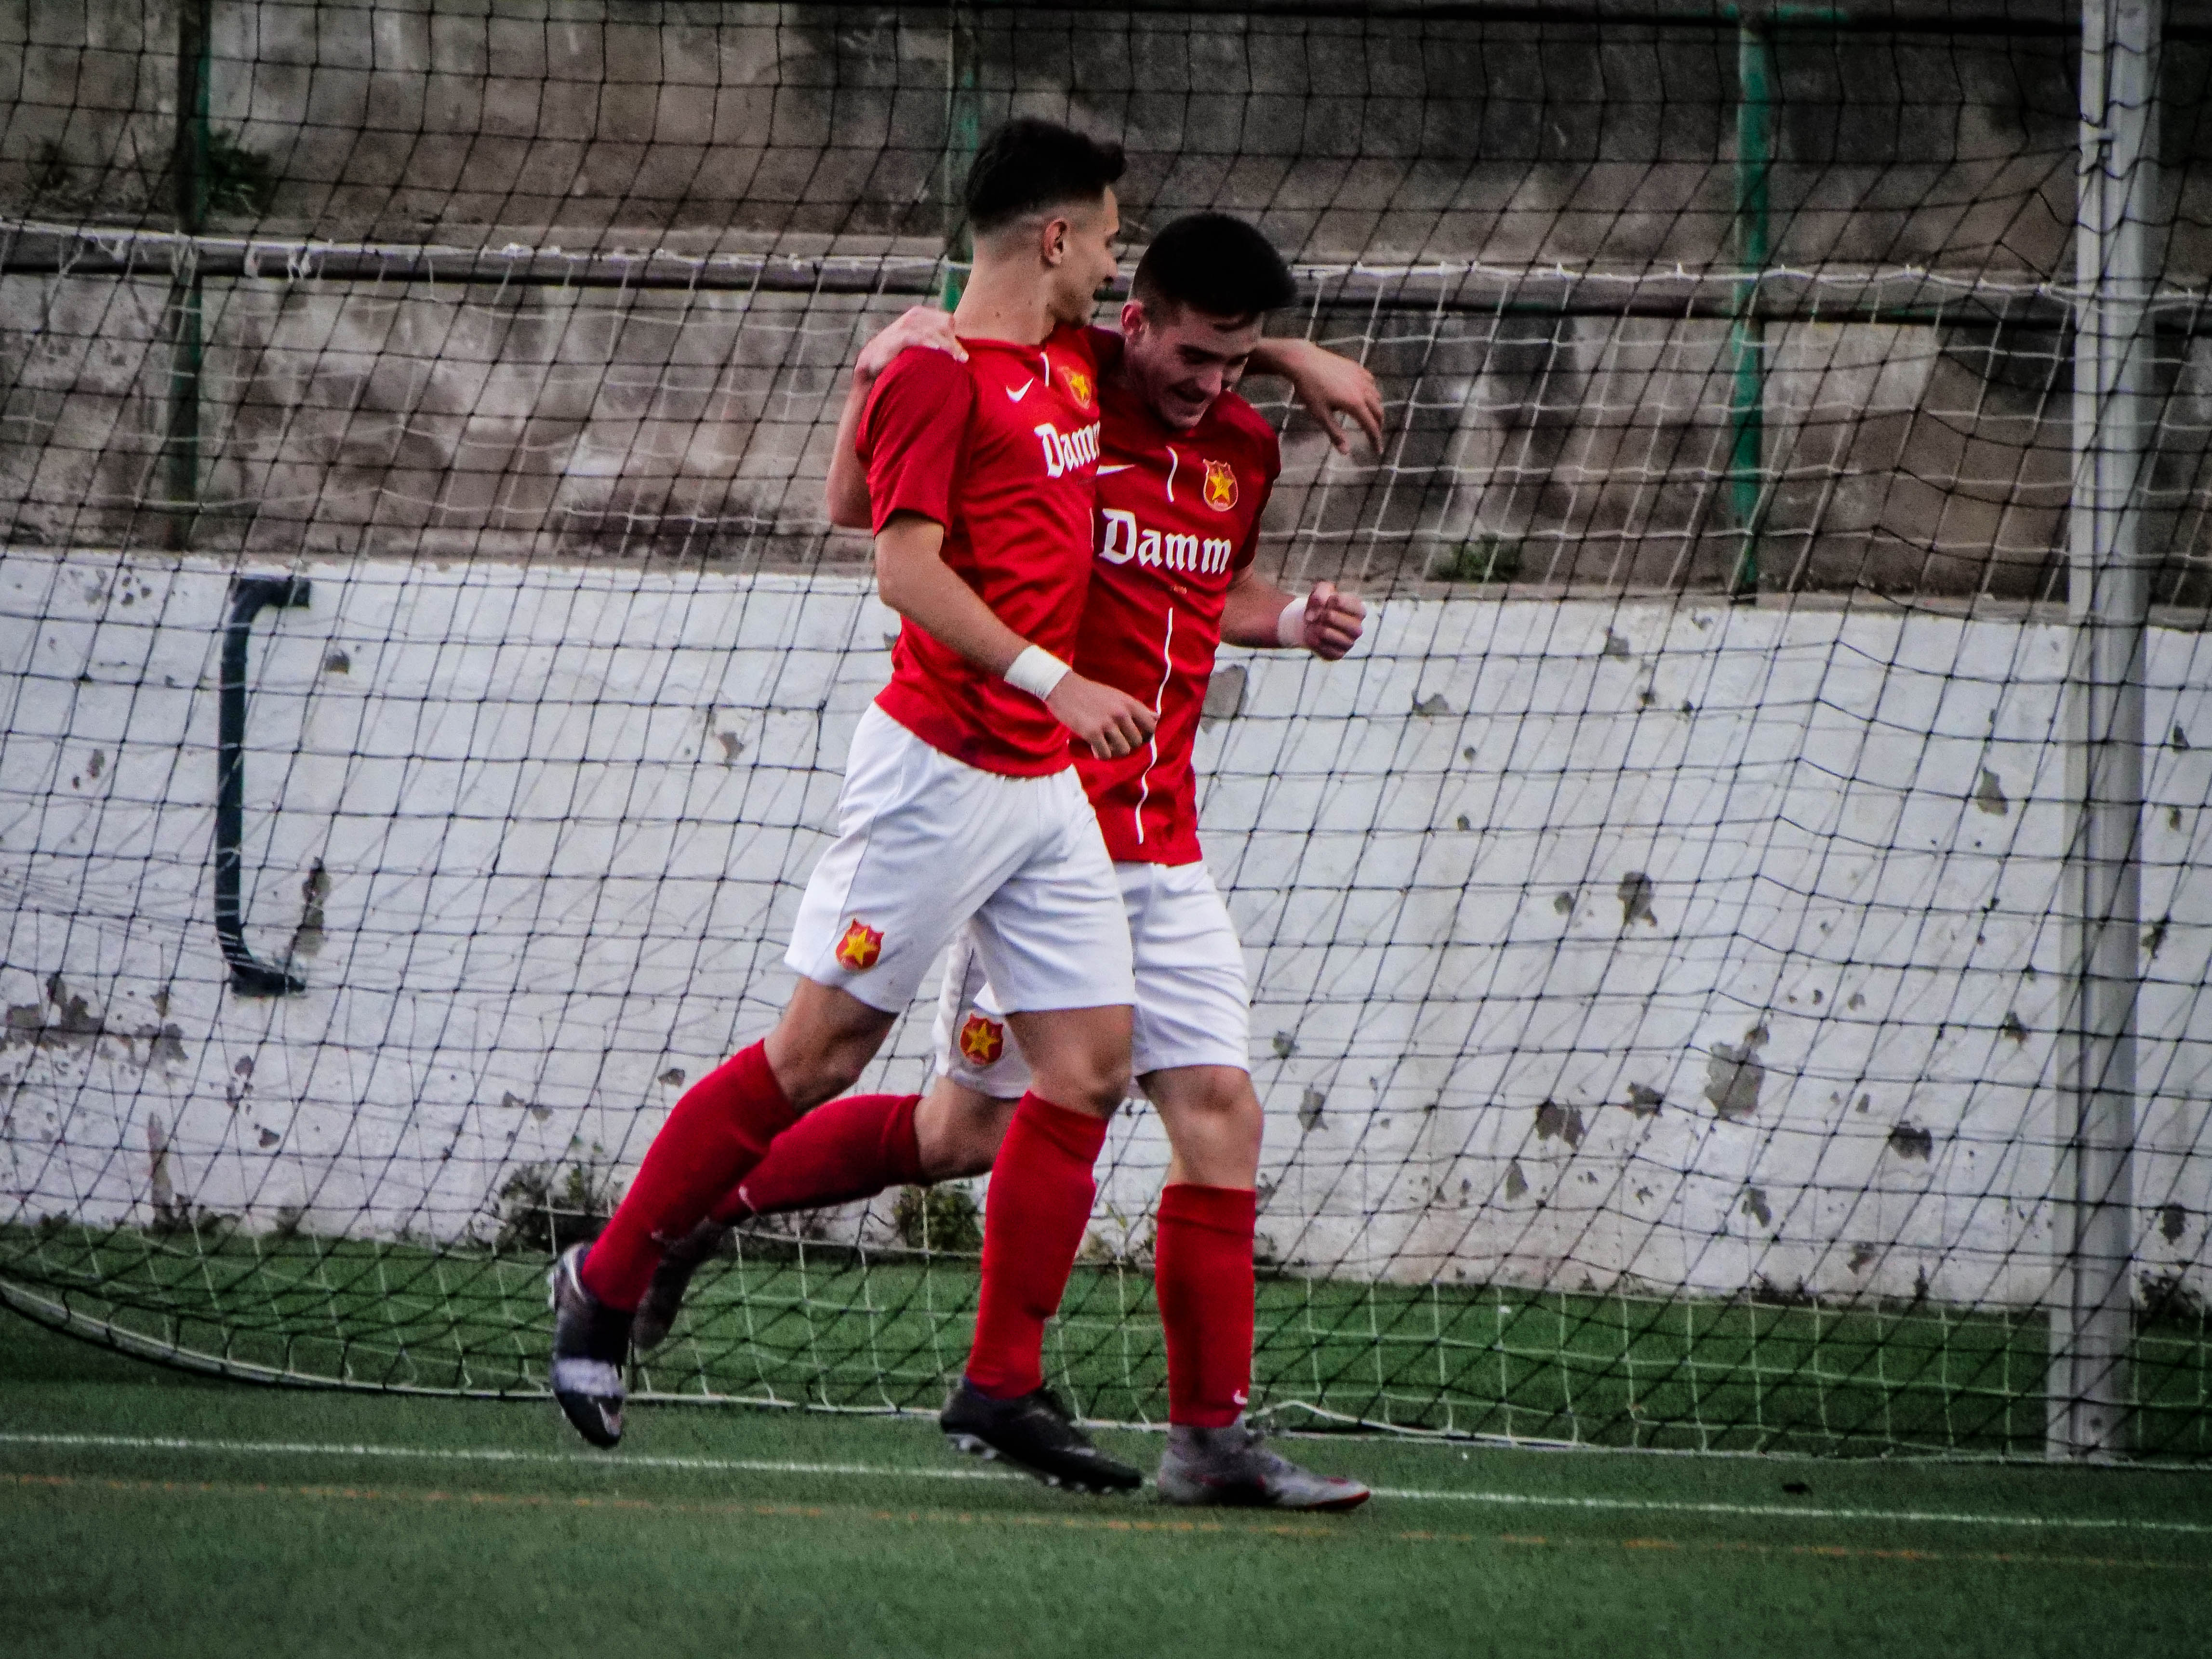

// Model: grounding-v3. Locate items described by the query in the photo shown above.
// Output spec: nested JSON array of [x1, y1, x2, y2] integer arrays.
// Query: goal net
[[3, 0, 2209, 1457]]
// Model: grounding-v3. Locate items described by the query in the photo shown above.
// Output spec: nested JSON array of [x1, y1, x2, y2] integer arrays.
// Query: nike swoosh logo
[[1006, 379, 1034, 402], [1097, 464, 1133, 474]]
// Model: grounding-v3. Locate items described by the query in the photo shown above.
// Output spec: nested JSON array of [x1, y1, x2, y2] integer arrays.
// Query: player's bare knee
[[784, 1031, 877, 1107], [1008, 1008, 1133, 1118], [1230, 1115, 1263, 1171], [1146, 1066, 1263, 1182], [767, 985, 894, 1109], [1089, 1060, 1136, 1117], [1211, 1076, 1265, 1160], [1084, 1047, 1137, 1115], [1034, 1053, 1131, 1118]]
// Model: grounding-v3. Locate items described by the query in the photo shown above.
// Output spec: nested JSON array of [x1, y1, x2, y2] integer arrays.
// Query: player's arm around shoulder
[[1244, 335, 1385, 457], [823, 306, 970, 530], [854, 313, 1156, 760]]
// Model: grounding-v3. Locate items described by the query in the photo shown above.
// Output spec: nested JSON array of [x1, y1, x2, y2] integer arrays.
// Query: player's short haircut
[[1131, 213, 1298, 324], [964, 118, 1127, 238]]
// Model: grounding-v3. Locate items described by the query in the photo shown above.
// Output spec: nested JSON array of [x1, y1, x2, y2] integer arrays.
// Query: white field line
[[0, 1432, 1014, 1485], [2, 1431, 2208, 1538]]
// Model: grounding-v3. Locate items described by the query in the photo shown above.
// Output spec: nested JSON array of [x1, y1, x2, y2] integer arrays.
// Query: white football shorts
[[786, 704, 1135, 1015], [932, 858, 1250, 1096]]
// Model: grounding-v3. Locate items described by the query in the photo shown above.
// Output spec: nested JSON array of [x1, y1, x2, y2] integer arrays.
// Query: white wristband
[[1276, 593, 1309, 649], [1003, 643, 1071, 700]]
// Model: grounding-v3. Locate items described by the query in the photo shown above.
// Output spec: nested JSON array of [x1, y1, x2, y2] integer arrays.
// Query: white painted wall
[[3, 549, 2208, 1309]]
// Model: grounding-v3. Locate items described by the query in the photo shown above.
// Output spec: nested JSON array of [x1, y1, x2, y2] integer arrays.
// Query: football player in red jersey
[[636, 215, 1377, 1510], [551, 119, 1162, 1494]]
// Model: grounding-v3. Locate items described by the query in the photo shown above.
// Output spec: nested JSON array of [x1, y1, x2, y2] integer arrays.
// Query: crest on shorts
[[834, 918, 884, 972], [1058, 364, 1095, 410], [958, 1013, 1005, 1066], [1201, 458, 1238, 512]]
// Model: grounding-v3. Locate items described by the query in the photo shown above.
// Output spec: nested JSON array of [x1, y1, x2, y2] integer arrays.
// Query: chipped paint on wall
[[3, 551, 2210, 1308]]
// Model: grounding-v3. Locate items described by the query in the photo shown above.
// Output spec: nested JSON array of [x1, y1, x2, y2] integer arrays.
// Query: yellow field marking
[[3, 1470, 2205, 1574]]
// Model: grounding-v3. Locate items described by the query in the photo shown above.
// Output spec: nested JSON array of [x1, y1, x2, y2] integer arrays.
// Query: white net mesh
[[3, 0, 2209, 1455]]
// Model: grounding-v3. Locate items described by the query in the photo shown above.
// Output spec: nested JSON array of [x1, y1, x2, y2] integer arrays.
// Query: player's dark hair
[[1131, 213, 1298, 323], [964, 118, 1127, 237]]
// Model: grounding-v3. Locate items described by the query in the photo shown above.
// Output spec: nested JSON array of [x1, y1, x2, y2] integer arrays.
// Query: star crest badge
[[1202, 458, 1238, 512], [958, 1013, 1005, 1066], [834, 918, 884, 971]]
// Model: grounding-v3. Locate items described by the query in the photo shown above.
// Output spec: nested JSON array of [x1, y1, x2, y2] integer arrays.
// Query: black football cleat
[[630, 1219, 730, 1353], [548, 1243, 631, 1448], [940, 1379, 1143, 1495]]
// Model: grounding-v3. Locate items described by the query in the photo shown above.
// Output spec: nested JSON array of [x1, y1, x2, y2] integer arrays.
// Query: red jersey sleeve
[[859, 349, 975, 535], [1232, 417, 1283, 572]]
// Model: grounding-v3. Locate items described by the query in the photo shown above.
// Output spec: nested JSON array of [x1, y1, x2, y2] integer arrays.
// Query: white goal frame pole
[[2052, 0, 2160, 1462]]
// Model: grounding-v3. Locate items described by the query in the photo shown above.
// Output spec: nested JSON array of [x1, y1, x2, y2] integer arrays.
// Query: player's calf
[[633, 1086, 993, 1353]]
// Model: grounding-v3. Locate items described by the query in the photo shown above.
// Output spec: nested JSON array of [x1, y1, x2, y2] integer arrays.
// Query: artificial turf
[[2, 1309, 2207, 1659], [6, 1224, 2210, 1457]]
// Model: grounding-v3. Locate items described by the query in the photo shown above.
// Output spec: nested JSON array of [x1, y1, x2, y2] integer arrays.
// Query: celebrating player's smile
[[615, 206, 1380, 1508]]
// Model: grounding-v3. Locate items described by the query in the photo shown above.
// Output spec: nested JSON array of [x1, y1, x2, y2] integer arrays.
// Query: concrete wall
[[9, 2, 2212, 591], [5, 546, 2208, 1310], [0, 276, 908, 560], [0, 1, 2103, 265], [9, 266, 2212, 596]]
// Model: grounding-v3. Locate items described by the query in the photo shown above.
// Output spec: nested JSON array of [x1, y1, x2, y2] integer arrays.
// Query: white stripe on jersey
[[1131, 602, 1176, 847]]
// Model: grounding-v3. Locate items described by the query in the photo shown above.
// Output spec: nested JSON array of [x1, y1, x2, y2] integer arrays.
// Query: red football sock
[[965, 1093, 1108, 1399], [708, 1092, 924, 1223], [581, 1041, 798, 1311], [1155, 1182, 1257, 1428]]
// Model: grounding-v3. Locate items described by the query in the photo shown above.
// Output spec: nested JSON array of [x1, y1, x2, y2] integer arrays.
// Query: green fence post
[[1728, 10, 1774, 597], [940, 4, 979, 312], [164, 0, 211, 550]]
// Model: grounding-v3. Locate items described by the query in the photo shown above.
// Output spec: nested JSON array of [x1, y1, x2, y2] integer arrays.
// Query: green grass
[[5, 1224, 2209, 1458], [3, 1310, 2208, 1659]]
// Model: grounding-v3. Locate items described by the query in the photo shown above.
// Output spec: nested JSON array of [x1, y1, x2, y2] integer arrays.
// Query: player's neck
[[951, 257, 1059, 346]]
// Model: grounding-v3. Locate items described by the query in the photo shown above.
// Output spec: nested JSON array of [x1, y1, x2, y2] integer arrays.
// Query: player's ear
[[1038, 212, 1070, 268], [1120, 297, 1147, 339]]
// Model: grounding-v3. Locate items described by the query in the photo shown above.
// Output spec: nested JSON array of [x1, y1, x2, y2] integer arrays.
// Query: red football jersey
[[860, 324, 1104, 776], [1072, 331, 1281, 863]]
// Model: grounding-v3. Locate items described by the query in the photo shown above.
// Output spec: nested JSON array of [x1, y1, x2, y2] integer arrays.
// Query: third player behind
[[638, 212, 1376, 1510]]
